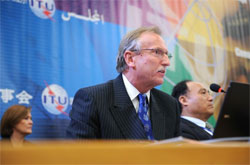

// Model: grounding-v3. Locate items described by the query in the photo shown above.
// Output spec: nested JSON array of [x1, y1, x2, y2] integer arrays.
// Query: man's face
[[13, 112, 33, 136], [132, 32, 170, 89], [185, 82, 214, 120]]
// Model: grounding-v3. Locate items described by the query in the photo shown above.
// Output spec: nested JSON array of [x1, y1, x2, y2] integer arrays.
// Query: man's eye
[[201, 90, 207, 94], [155, 49, 162, 55]]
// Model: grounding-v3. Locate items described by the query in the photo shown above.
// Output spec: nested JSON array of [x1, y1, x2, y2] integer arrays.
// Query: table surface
[[1, 139, 250, 164]]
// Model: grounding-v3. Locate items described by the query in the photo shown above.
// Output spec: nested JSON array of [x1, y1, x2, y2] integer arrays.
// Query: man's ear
[[124, 51, 136, 68], [179, 95, 188, 107]]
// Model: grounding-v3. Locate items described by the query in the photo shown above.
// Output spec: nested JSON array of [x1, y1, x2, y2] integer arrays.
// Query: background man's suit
[[180, 118, 212, 140], [67, 74, 181, 140]]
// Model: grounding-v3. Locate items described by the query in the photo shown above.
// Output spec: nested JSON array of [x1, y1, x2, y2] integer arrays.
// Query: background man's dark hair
[[171, 80, 191, 112]]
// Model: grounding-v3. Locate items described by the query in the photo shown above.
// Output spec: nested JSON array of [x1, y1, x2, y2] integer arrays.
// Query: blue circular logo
[[41, 84, 68, 115], [29, 0, 56, 19]]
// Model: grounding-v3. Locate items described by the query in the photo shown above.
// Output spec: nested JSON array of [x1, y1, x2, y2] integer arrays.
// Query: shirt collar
[[181, 116, 206, 128], [122, 74, 150, 101]]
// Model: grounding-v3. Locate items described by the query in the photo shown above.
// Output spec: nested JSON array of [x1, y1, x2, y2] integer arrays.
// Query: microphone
[[210, 83, 226, 93]]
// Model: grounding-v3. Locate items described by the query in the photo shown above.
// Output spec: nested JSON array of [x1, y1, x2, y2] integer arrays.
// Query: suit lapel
[[182, 118, 212, 139], [109, 74, 146, 139], [150, 89, 166, 140]]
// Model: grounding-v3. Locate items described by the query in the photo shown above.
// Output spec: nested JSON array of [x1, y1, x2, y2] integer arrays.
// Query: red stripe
[[218, 88, 222, 93]]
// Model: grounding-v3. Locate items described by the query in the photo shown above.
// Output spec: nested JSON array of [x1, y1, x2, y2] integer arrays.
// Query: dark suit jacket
[[66, 74, 181, 140], [180, 118, 212, 140]]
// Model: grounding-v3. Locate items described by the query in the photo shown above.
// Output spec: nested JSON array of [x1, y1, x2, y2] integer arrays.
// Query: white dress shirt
[[122, 74, 150, 115]]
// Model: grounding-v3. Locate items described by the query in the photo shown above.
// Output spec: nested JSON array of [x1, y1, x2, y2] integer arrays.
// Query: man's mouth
[[208, 104, 214, 108], [158, 68, 166, 74]]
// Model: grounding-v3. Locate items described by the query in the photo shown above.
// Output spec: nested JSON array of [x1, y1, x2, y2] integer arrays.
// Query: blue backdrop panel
[[0, 1, 124, 139]]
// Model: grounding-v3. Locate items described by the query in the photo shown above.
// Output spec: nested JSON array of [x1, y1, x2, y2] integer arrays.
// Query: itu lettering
[[43, 95, 68, 105], [30, 0, 54, 11]]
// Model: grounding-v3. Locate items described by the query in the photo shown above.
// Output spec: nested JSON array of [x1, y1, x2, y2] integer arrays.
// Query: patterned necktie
[[205, 122, 214, 133], [138, 93, 154, 140]]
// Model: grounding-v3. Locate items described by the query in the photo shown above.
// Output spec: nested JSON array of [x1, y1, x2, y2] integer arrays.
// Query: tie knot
[[138, 93, 147, 103], [205, 122, 214, 132]]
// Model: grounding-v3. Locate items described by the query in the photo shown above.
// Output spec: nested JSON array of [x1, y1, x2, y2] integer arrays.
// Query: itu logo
[[41, 83, 69, 115], [29, 0, 56, 20]]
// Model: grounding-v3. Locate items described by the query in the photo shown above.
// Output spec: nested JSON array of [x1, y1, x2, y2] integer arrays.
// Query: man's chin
[[155, 77, 164, 85], [208, 108, 214, 115]]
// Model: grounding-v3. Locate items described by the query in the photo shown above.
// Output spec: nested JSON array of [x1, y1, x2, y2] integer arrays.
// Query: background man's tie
[[205, 122, 214, 133], [138, 93, 154, 140]]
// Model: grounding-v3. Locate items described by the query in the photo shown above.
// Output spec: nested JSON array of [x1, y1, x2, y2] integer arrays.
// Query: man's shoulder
[[181, 118, 200, 129], [151, 88, 176, 102], [78, 79, 114, 95], [78, 74, 122, 93], [180, 118, 212, 140], [180, 118, 199, 134]]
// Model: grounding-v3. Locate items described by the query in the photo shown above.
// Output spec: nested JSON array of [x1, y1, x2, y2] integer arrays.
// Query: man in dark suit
[[172, 80, 214, 140], [66, 26, 180, 140]]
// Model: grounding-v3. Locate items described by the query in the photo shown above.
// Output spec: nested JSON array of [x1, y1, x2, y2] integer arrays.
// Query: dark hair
[[0, 105, 31, 139], [171, 80, 191, 111], [116, 26, 162, 73]]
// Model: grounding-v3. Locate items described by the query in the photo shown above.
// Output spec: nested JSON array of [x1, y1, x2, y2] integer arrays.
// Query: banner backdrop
[[0, 0, 249, 139]]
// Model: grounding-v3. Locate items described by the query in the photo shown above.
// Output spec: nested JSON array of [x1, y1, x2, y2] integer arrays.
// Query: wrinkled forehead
[[138, 32, 167, 48]]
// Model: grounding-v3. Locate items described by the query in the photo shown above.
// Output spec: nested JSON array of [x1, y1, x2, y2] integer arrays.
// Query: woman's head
[[0, 105, 32, 139]]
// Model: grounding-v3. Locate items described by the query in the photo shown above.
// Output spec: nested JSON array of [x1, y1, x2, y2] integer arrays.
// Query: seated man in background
[[171, 80, 214, 140]]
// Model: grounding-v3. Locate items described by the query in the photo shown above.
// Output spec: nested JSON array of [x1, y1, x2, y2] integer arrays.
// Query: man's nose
[[208, 94, 213, 101], [162, 55, 170, 66]]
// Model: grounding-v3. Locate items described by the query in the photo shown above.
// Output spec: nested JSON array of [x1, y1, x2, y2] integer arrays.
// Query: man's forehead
[[187, 81, 206, 91], [139, 32, 167, 48], [139, 32, 162, 41]]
